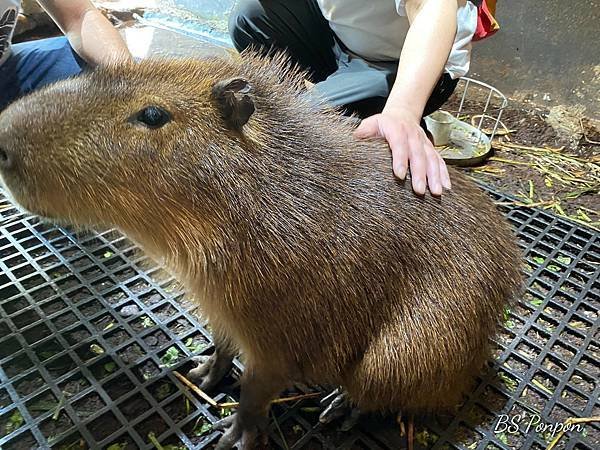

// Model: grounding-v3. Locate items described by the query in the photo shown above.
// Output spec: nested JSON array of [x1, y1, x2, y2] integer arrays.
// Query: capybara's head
[[0, 55, 314, 240]]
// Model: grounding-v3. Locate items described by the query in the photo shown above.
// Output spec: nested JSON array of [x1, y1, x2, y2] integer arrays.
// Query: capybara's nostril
[[0, 146, 13, 171]]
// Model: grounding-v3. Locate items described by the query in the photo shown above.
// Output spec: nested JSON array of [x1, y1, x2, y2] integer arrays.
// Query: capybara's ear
[[211, 78, 255, 130]]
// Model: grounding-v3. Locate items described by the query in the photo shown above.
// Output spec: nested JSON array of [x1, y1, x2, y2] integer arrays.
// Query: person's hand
[[354, 106, 451, 196]]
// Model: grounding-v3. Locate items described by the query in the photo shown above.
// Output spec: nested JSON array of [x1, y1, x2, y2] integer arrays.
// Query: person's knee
[[9, 36, 85, 94], [228, 0, 266, 51]]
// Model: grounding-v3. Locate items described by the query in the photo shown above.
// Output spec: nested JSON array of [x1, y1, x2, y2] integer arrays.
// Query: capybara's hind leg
[[187, 332, 235, 391], [342, 328, 412, 413], [214, 366, 285, 450]]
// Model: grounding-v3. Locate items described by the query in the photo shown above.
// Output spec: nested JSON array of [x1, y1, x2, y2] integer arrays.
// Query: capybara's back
[[0, 53, 523, 421]]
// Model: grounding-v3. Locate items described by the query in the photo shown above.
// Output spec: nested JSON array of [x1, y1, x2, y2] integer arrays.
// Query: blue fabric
[[0, 36, 86, 111]]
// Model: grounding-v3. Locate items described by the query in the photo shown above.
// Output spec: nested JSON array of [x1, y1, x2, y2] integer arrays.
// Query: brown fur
[[0, 53, 522, 415]]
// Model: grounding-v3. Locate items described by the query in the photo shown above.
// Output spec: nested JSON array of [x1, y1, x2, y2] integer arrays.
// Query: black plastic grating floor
[[0, 186, 598, 450]]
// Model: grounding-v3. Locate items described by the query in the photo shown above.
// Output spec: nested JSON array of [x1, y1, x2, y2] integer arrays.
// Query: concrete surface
[[462, 1, 599, 116], [121, 25, 228, 60]]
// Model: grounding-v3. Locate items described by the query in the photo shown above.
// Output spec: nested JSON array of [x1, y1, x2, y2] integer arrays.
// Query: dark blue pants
[[0, 36, 86, 111]]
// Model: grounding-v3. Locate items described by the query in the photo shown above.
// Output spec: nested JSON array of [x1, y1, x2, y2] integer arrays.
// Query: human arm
[[37, 0, 131, 65], [354, 0, 461, 196]]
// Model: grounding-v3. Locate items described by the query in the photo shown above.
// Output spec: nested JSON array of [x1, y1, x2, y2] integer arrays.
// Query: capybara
[[0, 52, 522, 449]]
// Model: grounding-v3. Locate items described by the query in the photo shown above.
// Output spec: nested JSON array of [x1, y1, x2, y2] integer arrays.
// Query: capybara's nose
[[0, 145, 13, 171]]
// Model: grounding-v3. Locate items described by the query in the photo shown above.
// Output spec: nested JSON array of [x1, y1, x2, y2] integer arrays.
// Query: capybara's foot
[[187, 352, 233, 391], [319, 387, 348, 423], [213, 413, 265, 450], [213, 415, 242, 449], [319, 387, 361, 430]]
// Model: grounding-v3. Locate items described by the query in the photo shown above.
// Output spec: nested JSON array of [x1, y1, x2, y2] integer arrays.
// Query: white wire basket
[[426, 77, 508, 166]]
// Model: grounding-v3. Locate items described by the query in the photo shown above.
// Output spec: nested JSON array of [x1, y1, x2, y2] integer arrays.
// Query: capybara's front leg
[[187, 331, 235, 391], [214, 367, 284, 450]]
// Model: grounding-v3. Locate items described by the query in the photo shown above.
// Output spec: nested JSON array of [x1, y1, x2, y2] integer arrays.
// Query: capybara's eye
[[135, 106, 171, 129]]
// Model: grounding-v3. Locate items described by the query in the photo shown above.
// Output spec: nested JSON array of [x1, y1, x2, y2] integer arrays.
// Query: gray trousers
[[229, 0, 458, 119]]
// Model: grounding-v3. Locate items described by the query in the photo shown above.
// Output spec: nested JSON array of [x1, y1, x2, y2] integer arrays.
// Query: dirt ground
[[444, 93, 599, 230]]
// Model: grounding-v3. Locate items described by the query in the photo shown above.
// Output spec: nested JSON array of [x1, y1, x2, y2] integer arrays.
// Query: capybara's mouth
[[0, 186, 68, 225], [0, 175, 48, 221], [0, 176, 24, 210], [0, 144, 54, 221]]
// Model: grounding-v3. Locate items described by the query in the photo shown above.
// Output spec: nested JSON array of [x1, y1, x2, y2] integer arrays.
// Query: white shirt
[[317, 0, 477, 79], [0, 0, 19, 66]]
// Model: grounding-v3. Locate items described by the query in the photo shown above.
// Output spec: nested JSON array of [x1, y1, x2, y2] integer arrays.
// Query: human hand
[[354, 107, 451, 196]]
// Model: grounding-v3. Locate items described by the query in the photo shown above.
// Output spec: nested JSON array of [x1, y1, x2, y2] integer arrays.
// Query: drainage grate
[[0, 186, 598, 450]]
